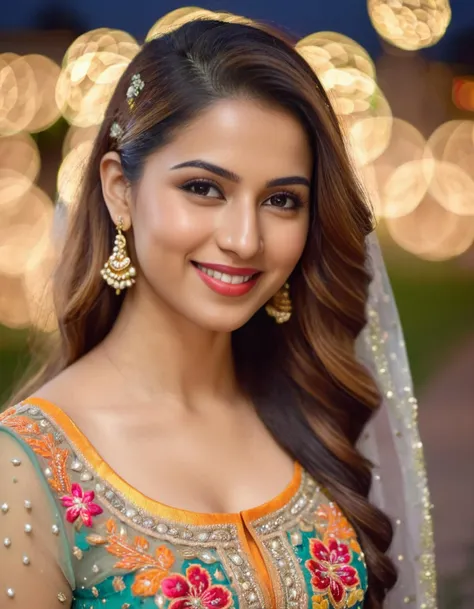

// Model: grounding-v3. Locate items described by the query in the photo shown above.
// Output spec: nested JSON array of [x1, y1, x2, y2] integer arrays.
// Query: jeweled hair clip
[[126, 73, 145, 110], [110, 121, 124, 142]]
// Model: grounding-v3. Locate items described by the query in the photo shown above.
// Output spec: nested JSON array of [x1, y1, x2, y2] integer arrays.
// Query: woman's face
[[127, 98, 312, 331]]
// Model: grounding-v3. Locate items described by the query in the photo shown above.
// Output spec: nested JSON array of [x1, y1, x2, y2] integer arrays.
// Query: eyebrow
[[170, 159, 310, 188]]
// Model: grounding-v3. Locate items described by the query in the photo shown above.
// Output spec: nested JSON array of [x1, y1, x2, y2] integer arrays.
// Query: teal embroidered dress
[[0, 398, 368, 608]]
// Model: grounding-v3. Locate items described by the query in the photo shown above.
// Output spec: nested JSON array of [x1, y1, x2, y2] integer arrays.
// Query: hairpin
[[110, 121, 124, 142], [126, 73, 145, 110]]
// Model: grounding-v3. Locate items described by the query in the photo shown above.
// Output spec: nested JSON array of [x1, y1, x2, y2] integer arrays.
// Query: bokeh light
[[23, 238, 58, 333], [56, 29, 139, 128], [453, 77, 474, 113], [0, 185, 54, 278], [146, 7, 254, 41], [368, 0, 452, 51], [426, 120, 474, 216], [386, 195, 474, 261], [0, 132, 40, 186], [57, 140, 93, 207], [361, 119, 431, 218], [296, 32, 393, 166], [62, 125, 100, 158], [0, 53, 37, 135], [0, 274, 31, 329], [23, 55, 61, 133]]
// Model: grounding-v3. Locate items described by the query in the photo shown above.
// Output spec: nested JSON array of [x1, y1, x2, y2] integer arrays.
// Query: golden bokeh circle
[[386, 196, 474, 261], [368, 0, 452, 51]]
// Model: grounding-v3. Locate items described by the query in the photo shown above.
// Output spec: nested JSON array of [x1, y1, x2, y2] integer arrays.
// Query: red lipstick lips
[[192, 262, 261, 297]]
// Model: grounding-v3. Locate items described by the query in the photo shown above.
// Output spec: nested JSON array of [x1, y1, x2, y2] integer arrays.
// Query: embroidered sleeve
[[0, 427, 74, 606]]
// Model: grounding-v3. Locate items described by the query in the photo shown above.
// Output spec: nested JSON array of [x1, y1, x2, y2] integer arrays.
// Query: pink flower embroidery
[[305, 538, 359, 608], [60, 483, 103, 527], [161, 565, 232, 609]]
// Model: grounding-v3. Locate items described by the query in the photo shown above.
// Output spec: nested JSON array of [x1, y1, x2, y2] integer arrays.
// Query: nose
[[215, 197, 263, 260]]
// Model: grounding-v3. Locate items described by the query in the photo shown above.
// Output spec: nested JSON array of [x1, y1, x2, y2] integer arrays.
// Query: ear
[[99, 151, 133, 229]]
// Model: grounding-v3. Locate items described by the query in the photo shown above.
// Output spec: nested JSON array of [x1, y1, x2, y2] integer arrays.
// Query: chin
[[192, 308, 258, 333]]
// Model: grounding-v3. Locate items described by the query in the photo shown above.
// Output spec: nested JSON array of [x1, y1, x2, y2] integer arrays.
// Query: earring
[[100, 217, 136, 295], [265, 282, 292, 324]]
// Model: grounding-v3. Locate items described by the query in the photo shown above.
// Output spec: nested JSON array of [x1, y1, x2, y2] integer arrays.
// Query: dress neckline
[[23, 397, 303, 526]]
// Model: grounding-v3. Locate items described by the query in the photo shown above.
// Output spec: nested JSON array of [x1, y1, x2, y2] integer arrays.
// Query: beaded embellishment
[[126, 73, 145, 110]]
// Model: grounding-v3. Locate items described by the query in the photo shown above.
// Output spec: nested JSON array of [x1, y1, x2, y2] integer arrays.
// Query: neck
[[97, 287, 239, 408]]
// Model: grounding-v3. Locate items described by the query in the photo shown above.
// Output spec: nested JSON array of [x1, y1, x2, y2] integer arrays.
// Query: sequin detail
[[365, 307, 437, 608]]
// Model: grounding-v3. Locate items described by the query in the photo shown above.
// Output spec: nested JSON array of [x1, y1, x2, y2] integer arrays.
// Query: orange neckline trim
[[23, 397, 303, 526]]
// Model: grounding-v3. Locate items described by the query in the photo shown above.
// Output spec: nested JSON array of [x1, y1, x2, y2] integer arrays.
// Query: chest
[[69, 405, 296, 515]]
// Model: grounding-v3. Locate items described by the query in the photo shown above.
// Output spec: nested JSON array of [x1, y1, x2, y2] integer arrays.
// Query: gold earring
[[100, 217, 136, 295], [265, 282, 292, 323]]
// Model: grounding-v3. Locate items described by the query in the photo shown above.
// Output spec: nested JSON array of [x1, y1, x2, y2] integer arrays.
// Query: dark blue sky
[[2, 0, 474, 62]]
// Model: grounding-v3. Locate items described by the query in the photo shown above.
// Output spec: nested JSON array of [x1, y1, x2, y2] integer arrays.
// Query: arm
[[0, 429, 74, 608]]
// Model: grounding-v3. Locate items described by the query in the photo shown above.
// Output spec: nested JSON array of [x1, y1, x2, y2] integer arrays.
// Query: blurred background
[[0, 1, 473, 606]]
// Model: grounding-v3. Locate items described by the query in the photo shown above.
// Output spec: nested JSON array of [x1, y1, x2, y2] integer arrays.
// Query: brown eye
[[264, 192, 302, 210], [181, 180, 222, 198], [270, 194, 292, 208]]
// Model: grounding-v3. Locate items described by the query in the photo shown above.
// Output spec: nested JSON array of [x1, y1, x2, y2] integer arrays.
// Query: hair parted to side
[[11, 18, 397, 607]]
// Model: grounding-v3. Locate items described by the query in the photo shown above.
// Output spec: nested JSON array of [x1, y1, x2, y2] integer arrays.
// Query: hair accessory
[[100, 217, 136, 295], [126, 73, 145, 110], [265, 282, 292, 323], [109, 121, 124, 142]]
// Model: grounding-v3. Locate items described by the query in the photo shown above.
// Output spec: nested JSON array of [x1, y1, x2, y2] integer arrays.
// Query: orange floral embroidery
[[0, 407, 16, 422], [25, 433, 71, 494], [0, 412, 39, 434], [106, 518, 117, 534], [312, 595, 329, 609], [1, 412, 71, 495], [88, 518, 175, 596], [131, 568, 170, 597], [347, 589, 365, 607], [315, 503, 358, 545]]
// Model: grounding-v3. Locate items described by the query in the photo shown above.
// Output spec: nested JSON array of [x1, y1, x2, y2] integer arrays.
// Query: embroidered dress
[[0, 398, 368, 608]]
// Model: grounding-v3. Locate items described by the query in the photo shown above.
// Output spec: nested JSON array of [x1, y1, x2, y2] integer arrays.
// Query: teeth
[[196, 264, 253, 284]]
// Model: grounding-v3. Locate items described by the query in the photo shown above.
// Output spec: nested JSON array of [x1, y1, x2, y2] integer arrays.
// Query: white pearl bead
[[52, 524, 59, 535], [6, 588, 15, 598], [3, 538, 11, 547], [22, 555, 30, 565], [24, 500, 32, 510], [24, 524, 32, 534], [1, 503, 9, 513]]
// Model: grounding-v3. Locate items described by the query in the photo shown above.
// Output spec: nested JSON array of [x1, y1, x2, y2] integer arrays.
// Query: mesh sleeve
[[0, 428, 75, 607]]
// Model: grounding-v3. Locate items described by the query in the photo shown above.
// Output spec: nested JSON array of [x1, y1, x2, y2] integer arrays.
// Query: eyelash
[[179, 178, 306, 211]]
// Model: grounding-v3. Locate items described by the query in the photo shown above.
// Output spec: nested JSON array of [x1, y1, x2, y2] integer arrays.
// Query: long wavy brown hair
[[11, 18, 397, 607]]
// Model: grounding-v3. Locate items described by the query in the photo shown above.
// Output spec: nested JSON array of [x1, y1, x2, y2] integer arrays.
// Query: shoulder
[[0, 400, 73, 493], [0, 398, 106, 529]]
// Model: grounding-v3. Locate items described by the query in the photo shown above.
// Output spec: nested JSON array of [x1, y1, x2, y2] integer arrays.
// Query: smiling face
[[103, 98, 313, 332]]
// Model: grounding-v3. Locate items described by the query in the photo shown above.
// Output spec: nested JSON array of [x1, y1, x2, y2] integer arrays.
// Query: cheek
[[133, 190, 209, 264], [264, 215, 309, 271]]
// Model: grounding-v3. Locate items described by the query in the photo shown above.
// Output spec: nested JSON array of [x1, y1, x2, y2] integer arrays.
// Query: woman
[[0, 17, 435, 609]]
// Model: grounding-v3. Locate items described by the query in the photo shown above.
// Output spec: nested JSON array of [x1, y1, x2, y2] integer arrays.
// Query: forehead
[[149, 98, 313, 179]]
